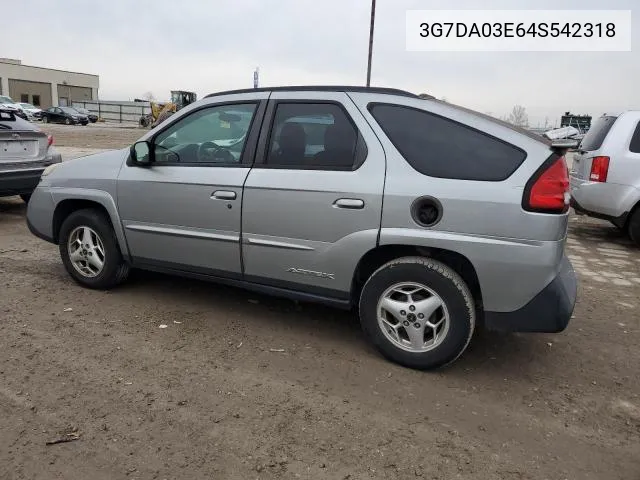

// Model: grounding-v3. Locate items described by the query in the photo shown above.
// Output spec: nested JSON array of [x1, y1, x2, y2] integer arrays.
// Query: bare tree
[[142, 91, 156, 102], [507, 105, 529, 127]]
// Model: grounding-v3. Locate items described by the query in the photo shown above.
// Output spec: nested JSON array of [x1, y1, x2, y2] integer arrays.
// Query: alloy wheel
[[67, 226, 106, 277], [376, 282, 450, 353]]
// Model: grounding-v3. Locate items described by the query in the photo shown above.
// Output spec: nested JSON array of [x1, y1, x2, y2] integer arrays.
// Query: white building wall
[[0, 76, 8, 96], [0, 60, 99, 106]]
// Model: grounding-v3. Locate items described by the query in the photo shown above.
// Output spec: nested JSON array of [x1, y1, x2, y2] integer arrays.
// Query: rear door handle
[[212, 190, 237, 200], [334, 198, 364, 209]]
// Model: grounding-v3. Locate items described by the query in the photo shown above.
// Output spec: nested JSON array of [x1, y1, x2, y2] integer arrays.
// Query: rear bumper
[[484, 255, 576, 333], [570, 197, 629, 227], [0, 169, 44, 196], [570, 176, 637, 222]]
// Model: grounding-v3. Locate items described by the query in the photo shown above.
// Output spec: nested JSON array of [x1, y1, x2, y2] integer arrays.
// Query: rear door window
[[265, 103, 360, 170], [368, 104, 526, 181], [579, 115, 617, 151]]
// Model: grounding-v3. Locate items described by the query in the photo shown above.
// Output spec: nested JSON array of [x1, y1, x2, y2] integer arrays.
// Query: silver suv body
[[26, 86, 576, 369], [570, 111, 640, 245]]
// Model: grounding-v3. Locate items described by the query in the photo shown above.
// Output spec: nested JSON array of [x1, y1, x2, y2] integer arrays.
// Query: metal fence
[[72, 100, 151, 124]]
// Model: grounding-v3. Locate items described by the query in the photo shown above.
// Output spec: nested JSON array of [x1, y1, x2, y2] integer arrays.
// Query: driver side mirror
[[130, 141, 153, 166]]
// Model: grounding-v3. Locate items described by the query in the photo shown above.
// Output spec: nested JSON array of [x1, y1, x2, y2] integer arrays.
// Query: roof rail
[[205, 85, 426, 99]]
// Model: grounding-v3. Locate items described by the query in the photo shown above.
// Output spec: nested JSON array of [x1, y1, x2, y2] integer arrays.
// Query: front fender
[[50, 188, 130, 258]]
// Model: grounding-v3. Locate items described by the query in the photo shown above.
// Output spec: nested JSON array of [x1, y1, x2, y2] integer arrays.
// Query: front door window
[[153, 104, 257, 165]]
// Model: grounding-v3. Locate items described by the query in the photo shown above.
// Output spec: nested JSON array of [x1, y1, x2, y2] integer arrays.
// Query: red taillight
[[525, 156, 570, 213], [47, 134, 54, 146], [589, 156, 610, 182]]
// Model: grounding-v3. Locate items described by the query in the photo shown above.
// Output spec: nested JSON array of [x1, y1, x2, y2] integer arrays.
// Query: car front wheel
[[359, 257, 475, 370], [65, 118, 71, 125], [59, 209, 130, 289], [42, 116, 48, 123]]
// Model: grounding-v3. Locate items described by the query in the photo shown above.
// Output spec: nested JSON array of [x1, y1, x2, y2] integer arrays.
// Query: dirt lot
[[1, 124, 639, 480], [46, 123, 144, 150]]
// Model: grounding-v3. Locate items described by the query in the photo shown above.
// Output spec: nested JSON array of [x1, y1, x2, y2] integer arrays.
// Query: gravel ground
[[0, 125, 639, 480]]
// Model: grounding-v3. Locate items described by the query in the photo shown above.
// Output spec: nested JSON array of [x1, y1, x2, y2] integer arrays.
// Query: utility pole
[[253, 67, 259, 89], [366, 0, 376, 87]]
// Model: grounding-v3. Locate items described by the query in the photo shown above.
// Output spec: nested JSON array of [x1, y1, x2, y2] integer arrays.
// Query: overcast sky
[[4, 0, 638, 126]]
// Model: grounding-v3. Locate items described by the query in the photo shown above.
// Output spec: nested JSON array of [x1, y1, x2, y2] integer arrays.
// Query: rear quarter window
[[368, 104, 526, 181], [579, 115, 617, 151], [629, 120, 640, 154]]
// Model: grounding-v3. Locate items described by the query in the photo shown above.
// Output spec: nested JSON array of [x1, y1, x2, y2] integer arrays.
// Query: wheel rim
[[67, 226, 106, 278], [376, 282, 450, 353]]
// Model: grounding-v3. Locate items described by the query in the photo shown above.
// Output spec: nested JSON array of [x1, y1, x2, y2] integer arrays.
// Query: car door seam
[[345, 92, 387, 247], [240, 94, 272, 276]]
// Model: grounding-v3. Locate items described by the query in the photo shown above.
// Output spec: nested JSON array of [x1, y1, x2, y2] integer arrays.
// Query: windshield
[[19, 103, 36, 109], [0, 96, 14, 104], [579, 115, 617, 151], [75, 107, 88, 113], [60, 107, 79, 114]]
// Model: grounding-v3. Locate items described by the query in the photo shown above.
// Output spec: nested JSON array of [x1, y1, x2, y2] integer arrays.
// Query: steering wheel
[[197, 142, 233, 163]]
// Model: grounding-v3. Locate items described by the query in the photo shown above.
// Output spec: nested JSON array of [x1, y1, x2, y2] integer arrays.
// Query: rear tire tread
[[359, 256, 476, 370], [628, 209, 640, 246]]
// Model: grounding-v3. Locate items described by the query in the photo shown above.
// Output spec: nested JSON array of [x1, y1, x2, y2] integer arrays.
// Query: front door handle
[[212, 190, 237, 200], [334, 198, 364, 209]]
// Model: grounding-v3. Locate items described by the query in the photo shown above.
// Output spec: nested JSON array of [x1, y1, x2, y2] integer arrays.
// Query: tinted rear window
[[369, 104, 526, 181], [579, 115, 617, 151]]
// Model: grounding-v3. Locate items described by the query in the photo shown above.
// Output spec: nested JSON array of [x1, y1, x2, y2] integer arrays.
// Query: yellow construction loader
[[138, 90, 197, 128]]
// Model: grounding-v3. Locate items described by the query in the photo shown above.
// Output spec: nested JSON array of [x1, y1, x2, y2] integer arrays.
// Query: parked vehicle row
[[26, 85, 576, 370], [0, 94, 99, 125]]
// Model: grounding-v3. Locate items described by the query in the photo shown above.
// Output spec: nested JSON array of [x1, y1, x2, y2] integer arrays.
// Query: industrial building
[[0, 58, 99, 109]]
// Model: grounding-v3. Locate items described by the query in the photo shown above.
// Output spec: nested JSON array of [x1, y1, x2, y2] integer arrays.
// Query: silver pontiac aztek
[[26, 86, 576, 369]]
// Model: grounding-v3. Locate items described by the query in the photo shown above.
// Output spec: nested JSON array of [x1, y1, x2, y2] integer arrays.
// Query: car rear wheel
[[628, 209, 640, 246], [359, 257, 475, 370], [42, 116, 48, 124], [59, 209, 130, 289]]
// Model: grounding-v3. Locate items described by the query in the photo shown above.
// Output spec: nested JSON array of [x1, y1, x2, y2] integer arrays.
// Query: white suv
[[570, 111, 640, 245]]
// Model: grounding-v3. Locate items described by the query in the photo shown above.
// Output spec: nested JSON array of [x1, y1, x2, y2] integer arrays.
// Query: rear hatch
[[571, 115, 617, 182], [0, 110, 48, 172]]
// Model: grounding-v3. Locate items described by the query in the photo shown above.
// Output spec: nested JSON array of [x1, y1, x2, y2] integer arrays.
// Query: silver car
[[26, 86, 576, 369], [0, 108, 61, 203], [570, 112, 640, 245]]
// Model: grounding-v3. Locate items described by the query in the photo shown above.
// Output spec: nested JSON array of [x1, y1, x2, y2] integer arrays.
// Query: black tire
[[42, 116, 48, 124], [20, 193, 31, 203], [628, 208, 640, 246], [359, 257, 475, 370], [58, 209, 130, 289], [65, 118, 71, 125]]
